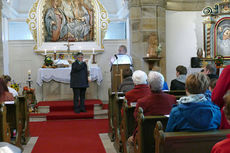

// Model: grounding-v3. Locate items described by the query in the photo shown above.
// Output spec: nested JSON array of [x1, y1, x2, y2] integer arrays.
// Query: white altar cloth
[[37, 66, 103, 86]]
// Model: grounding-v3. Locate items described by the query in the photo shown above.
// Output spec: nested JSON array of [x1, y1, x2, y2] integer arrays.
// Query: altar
[[37, 66, 103, 101]]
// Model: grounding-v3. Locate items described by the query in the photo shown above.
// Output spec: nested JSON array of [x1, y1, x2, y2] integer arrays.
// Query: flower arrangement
[[59, 54, 65, 59], [214, 55, 224, 66], [10, 82, 19, 92], [44, 56, 53, 66]]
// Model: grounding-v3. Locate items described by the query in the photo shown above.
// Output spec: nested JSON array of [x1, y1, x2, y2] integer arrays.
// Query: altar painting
[[27, 0, 109, 52], [215, 18, 230, 57], [44, 0, 94, 42]]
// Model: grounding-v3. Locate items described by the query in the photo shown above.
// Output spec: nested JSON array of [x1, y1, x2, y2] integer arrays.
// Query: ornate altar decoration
[[202, 0, 230, 59], [26, 0, 109, 54]]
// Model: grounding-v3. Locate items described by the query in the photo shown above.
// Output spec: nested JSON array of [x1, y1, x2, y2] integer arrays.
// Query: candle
[[54, 48, 56, 53], [44, 49, 47, 55], [93, 48, 95, 54], [28, 70, 31, 75]]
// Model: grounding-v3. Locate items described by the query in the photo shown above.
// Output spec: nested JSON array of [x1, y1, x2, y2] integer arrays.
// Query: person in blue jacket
[[70, 52, 89, 113], [166, 72, 221, 132]]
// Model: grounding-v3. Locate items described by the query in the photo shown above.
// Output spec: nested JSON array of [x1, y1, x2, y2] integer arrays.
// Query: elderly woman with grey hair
[[127, 71, 177, 151], [125, 70, 151, 105], [133, 71, 177, 118]]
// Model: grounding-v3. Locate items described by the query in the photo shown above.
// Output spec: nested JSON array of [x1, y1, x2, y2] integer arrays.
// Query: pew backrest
[[164, 90, 186, 100], [154, 121, 230, 153], [135, 108, 169, 153], [0, 103, 11, 142]]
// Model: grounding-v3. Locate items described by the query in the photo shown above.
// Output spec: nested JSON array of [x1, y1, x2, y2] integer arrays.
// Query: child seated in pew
[[2, 75, 18, 97], [125, 70, 151, 106], [0, 78, 14, 103], [212, 90, 230, 153], [166, 73, 221, 132], [127, 71, 177, 153]]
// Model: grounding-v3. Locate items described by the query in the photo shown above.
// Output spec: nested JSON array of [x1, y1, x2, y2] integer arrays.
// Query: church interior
[[1, 0, 230, 153]]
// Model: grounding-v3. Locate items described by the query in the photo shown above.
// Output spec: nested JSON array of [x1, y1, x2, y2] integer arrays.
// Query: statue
[[147, 33, 158, 57]]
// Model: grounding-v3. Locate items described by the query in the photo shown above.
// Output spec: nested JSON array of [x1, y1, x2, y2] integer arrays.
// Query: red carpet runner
[[30, 119, 109, 153], [30, 99, 103, 120]]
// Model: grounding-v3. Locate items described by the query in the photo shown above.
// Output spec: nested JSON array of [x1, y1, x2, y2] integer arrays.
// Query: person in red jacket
[[125, 70, 151, 105], [127, 71, 176, 153], [212, 65, 230, 108], [212, 90, 230, 153]]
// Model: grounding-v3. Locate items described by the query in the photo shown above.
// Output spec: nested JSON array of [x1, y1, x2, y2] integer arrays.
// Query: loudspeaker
[[191, 57, 201, 68]]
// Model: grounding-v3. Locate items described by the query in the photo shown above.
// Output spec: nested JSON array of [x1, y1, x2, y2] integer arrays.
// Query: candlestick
[[28, 70, 31, 75], [93, 48, 95, 54]]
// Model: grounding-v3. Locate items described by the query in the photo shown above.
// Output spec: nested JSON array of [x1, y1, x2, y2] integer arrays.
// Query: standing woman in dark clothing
[[70, 52, 89, 113]]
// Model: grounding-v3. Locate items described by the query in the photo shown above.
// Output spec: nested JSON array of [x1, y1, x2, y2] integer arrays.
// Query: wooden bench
[[134, 108, 169, 153], [108, 88, 125, 142], [164, 90, 186, 100], [5, 99, 23, 148], [154, 121, 230, 153], [120, 100, 136, 153], [113, 93, 126, 152], [0, 103, 11, 142], [18, 96, 30, 144]]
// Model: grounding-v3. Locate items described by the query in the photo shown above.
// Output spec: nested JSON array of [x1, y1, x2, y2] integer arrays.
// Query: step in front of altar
[[30, 99, 107, 121]]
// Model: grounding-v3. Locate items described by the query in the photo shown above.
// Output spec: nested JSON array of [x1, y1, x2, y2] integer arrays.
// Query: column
[[128, 0, 167, 77]]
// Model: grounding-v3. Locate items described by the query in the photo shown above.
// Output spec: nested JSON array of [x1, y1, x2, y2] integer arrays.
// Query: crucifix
[[64, 41, 74, 58]]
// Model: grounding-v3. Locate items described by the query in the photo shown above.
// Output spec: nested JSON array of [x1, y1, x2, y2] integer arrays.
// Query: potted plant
[[214, 55, 224, 66]]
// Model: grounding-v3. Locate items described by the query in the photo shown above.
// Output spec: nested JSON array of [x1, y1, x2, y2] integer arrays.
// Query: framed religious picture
[[214, 17, 230, 58], [44, 0, 94, 42], [27, 0, 109, 53]]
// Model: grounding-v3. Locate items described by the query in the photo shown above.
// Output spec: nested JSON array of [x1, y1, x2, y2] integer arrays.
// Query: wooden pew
[[18, 96, 30, 144], [5, 99, 23, 148], [108, 88, 115, 141], [154, 121, 230, 153], [120, 100, 136, 153], [0, 103, 11, 142], [113, 93, 125, 153], [164, 90, 186, 100], [108, 88, 125, 142], [134, 108, 169, 153]]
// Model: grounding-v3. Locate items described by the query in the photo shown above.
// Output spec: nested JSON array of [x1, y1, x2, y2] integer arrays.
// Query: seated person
[[0, 78, 14, 103], [212, 90, 230, 153], [219, 90, 230, 129], [209, 78, 218, 92], [125, 70, 151, 105], [166, 73, 221, 132], [170, 65, 187, 90], [118, 69, 134, 93], [203, 64, 219, 80], [0, 142, 21, 153], [128, 71, 177, 148], [212, 65, 230, 109], [2, 75, 18, 97]]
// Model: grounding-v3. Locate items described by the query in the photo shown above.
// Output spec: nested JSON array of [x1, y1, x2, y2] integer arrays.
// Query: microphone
[[114, 54, 118, 59]]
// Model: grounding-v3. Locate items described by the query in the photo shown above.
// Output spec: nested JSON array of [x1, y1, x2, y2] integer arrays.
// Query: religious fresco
[[44, 0, 94, 42]]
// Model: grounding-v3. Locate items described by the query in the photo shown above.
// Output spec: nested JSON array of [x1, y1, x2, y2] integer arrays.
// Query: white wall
[[166, 11, 203, 88], [8, 40, 126, 102]]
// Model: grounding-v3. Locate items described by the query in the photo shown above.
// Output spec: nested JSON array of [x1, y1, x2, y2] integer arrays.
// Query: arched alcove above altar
[[26, 0, 110, 54]]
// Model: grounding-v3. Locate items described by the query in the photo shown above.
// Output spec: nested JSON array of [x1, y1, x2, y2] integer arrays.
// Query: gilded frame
[[26, 0, 109, 54]]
